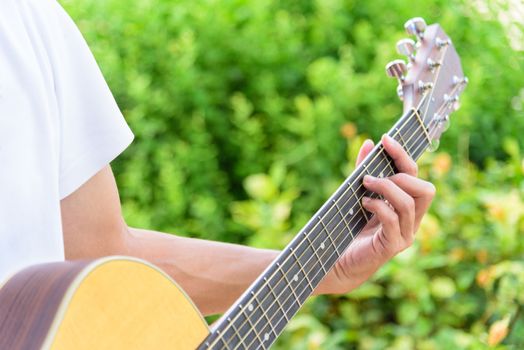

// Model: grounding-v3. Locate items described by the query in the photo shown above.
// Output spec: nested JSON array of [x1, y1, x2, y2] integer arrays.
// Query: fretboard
[[198, 108, 430, 350]]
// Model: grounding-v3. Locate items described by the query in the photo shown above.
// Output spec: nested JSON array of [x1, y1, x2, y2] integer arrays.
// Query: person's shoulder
[[25, 0, 64, 18]]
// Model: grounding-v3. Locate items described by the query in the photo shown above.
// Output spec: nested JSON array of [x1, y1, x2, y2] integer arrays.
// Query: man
[[0, 0, 435, 317]]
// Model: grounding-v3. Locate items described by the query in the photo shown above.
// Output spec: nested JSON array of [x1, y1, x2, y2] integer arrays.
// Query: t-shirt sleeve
[[47, 2, 134, 199]]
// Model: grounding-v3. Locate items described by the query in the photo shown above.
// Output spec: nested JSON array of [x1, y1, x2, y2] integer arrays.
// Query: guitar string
[[216, 88, 459, 350], [243, 113, 433, 350], [244, 110, 446, 350], [245, 77, 464, 350], [215, 107, 425, 350], [211, 79, 461, 349], [236, 47, 461, 349], [205, 108, 418, 349], [212, 102, 432, 350], [245, 90, 459, 350], [237, 88, 460, 350]]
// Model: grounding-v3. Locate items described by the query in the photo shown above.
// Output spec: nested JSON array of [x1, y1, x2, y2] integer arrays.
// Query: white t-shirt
[[0, 0, 134, 283]]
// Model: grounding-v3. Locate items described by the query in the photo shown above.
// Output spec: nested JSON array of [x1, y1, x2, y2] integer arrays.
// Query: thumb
[[356, 139, 374, 166]]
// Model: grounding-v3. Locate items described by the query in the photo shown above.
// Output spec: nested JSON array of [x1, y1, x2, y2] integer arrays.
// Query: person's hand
[[318, 135, 436, 294]]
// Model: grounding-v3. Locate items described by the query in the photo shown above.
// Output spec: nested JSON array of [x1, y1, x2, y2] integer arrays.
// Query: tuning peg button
[[385, 59, 407, 80], [404, 17, 427, 40], [396, 38, 416, 61]]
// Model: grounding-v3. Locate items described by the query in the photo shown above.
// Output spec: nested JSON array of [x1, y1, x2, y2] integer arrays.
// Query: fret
[[394, 127, 407, 147], [290, 247, 316, 290], [258, 295, 278, 338], [278, 249, 313, 298], [258, 281, 287, 333], [221, 319, 241, 348], [252, 288, 284, 349], [265, 277, 289, 322], [300, 228, 335, 282], [258, 310, 276, 347], [366, 148, 396, 180], [337, 185, 362, 232], [236, 304, 264, 348], [270, 265, 291, 321], [228, 317, 242, 345], [359, 205, 370, 221], [332, 201, 357, 234], [389, 110, 423, 160], [318, 216, 340, 257], [277, 265, 300, 307], [275, 278, 302, 332], [300, 236, 327, 280], [333, 200, 355, 240], [411, 109, 431, 144], [245, 315, 263, 348], [384, 159, 395, 175], [316, 211, 344, 247], [320, 200, 354, 253], [214, 337, 230, 350]]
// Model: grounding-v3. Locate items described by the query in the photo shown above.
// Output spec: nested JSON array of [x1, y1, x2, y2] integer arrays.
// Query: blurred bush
[[61, 0, 523, 348]]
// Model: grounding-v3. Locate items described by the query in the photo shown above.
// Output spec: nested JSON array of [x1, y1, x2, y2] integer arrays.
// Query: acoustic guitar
[[0, 17, 466, 350]]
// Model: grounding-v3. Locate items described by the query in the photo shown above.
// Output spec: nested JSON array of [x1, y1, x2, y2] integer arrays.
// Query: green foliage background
[[61, 0, 524, 348]]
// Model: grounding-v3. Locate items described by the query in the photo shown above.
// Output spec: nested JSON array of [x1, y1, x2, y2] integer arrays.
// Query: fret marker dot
[[264, 333, 270, 341], [248, 304, 254, 312], [349, 208, 354, 215], [293, 274, 299, 282], [320, 242, 325, 250]]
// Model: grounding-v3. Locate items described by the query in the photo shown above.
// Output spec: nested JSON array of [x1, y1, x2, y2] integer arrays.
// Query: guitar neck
[[199, 108, 430, 350]]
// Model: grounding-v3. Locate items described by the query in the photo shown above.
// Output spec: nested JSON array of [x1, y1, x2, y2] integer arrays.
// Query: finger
[[388, 173, 436, 199], [363, 175, 415, 241], [382, 134, 418, 176], [356, 139, 375, 166], [388, 173, 436, 224], [362, 197, 404, 253]]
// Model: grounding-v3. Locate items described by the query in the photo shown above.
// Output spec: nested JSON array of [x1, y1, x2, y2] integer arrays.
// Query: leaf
[[430, 277, 456, 299]]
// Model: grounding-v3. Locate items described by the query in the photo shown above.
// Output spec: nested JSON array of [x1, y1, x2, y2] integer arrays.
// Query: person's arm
[[61, 136, 435, 316], [61, 164, 278, 316]]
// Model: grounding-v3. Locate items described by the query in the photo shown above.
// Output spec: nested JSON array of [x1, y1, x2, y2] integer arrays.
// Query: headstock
[[386, 17, 467, 151]]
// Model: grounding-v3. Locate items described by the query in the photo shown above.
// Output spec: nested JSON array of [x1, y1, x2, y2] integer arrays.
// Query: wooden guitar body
[[0, 257, 209, 350]]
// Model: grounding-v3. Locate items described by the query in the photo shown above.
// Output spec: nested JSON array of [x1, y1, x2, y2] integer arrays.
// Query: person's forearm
[[123, 227, 279, 316]]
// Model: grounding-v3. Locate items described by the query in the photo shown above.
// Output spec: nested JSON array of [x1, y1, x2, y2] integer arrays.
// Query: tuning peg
[[418, 80, 433, 92], [396, 38, 416, 61], [404, 17, 427, 40], [453, 76, 469, 86], [434, 113, 450, 131], [436, 37, 452, 49], [444, 94, 461, 111], [396, 84, 404, 101], [427, 58, 441, 71], [385, 59, 407, 80]]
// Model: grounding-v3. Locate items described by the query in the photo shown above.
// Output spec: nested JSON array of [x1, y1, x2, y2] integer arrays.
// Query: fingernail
[[362, 197, 371, 205], [382, 134, 394, 144], [363, 175, 376, 184]]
